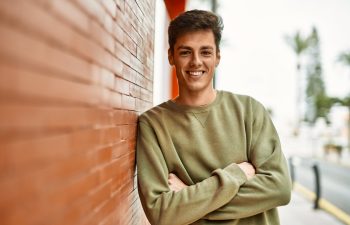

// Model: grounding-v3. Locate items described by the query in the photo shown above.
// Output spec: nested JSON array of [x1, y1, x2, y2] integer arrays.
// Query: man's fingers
[[168, 173, 187, 192], [238, 162, 256, 180]]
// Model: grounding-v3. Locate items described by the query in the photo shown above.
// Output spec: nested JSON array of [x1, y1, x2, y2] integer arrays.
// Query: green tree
[[304, 27, 330, 124], [338, 51, 350, 66], [285, 30, 313, 134], [337, 50, 350, 148]]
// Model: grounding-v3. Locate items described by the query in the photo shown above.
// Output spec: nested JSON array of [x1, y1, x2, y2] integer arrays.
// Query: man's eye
[[179, 51, 191, 56], [202, 51, 212, 56]]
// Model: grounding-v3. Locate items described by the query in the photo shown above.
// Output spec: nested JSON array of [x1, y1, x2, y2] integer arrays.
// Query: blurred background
[[155, 0, 350, 161], [154, 0, 350, 224], [0, 0, 349, 224]]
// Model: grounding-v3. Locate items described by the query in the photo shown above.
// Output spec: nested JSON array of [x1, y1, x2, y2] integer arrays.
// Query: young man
[[137, 10, 291, 225]]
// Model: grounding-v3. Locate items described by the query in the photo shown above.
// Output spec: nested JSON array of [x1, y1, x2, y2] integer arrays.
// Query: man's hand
[[238, 162, 256, 180], [168, 173, 188, 192]]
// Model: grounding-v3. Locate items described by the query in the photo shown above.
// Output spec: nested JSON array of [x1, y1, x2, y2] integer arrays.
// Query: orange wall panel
[[164, 0, 186, 98]]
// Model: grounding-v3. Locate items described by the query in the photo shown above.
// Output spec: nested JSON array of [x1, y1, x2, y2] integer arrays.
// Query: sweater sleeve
[[136, 120, 248, 225], [204, 100, 292, 220]]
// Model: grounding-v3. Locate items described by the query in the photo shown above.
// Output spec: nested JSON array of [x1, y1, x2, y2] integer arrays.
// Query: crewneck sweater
[[137, 90, 291, 225]]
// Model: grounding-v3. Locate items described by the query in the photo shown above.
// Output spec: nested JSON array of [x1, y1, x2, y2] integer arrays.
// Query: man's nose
[[190, 53, 202, 67]]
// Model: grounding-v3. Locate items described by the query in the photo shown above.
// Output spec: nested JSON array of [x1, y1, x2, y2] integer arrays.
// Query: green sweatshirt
[[137, 90, 291, 225]]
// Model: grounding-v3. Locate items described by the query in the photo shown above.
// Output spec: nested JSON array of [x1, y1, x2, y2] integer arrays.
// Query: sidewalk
[[279, 191, 344, 225]]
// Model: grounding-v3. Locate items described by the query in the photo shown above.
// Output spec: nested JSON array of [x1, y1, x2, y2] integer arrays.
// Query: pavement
[[279, 191, 345, 225]]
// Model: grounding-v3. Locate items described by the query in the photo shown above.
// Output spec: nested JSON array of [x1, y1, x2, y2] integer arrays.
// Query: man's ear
[[168, 48, 174, 65], [216, 50, 221, 67]]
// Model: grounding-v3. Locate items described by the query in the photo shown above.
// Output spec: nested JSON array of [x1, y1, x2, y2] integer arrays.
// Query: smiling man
[[136, 10, 291, 225]]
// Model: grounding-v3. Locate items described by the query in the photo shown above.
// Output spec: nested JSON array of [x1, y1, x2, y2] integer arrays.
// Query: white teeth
[[188, 71, 203, 76]]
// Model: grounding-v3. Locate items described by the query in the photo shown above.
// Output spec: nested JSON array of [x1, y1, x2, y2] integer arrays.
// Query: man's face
[[168, 30, 220, 94]]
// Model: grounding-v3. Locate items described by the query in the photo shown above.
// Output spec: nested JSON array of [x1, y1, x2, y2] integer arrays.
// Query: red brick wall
[[0, 0, 154, 224]]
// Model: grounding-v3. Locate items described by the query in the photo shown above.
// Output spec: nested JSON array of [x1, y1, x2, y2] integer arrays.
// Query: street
[[292, 157, 350, 215]]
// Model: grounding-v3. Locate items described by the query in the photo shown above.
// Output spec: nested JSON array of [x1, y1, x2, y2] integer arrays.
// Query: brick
[[112, 140, 129, 159], [115, 77, 130, 94], [126, 111, 138, 124], [113, 22, 124, 44], [95, 146, 113, 166], [122, 64, 137, 83], [50, 197, 93, 225], [97, 51, 115, 74], [122, 94, 136, 110], [130, 0, 145, 24], [145, 60, 154, 77], [115, 40, 132, 65], [124, 33, 137, 56], [0, 63, 102, 107], [112, 110, 124, 125], [115, 6, 131, 33], [0, 24, 94, 85], [136, 98, 152, 112], [110, 91, 122, 109], [146, 78, 153, 91], [96, 109, 115, 127], [86, 194, 119, 225], [135, 0, 147, 15], [130, 57, 145, 77], [0, 0, 72, 45], [0, 1, 108, 72], [140, 87, 152, 102], [0, 129, 103, 178], [48, 171, 99, 209], [97, 160, 120, 185], [103, 12, 114, 36], [48, 0, 90, 34], [100, 126, 121, 146], [74, 0, 105, 26], [125, 2, 140, 30], [89, 181, 112, 211], [111, 169, 134, 197], [113, 110, 127, 125], [0, 167, 99, 225], [91, 21, 114, 54], [129, 83, 141, 98], [115, 0, 125, 11], [0, 105, 97, 130], [100, 0, 117, 18], [134, 73, 147, 87], [137, 46, 146, 63], [100, 68, 115, 90], [128, 25, 143, 47], [111, 56, 124, 77]]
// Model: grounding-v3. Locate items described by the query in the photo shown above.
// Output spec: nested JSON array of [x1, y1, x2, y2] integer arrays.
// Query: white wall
[[153, 0, 172, 105]]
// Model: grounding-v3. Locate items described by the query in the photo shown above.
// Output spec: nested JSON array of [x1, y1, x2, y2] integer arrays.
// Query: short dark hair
[[168, 9, 224, 53]]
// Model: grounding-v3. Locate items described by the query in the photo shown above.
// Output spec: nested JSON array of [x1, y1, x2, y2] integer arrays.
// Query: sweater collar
[[166, 90, 223, 113]]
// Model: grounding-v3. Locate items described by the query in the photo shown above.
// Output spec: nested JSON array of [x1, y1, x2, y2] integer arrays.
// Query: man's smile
[[187, 71, 205, 76]]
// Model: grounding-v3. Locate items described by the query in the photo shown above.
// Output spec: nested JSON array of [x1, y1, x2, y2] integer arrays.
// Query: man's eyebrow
[[176, 45, 214, 50], [201, 46, 214, 50], [177, 45, 192, 50]]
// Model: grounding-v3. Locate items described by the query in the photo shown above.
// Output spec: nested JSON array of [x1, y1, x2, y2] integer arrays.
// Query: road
[[291, 157, 350, 214]]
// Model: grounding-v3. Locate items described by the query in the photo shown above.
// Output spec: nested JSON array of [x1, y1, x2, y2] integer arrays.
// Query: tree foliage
[[304, 27, 329, 124], [338, 51, 350, 66], [285, 31, 313, 70]]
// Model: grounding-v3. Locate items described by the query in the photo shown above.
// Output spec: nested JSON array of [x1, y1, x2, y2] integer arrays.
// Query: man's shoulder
[[139, 101, 170, 123], [220, 90, 261, 107]]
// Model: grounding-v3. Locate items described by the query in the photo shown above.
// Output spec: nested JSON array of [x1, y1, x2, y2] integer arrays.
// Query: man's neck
[[174, 89, 217, 107]]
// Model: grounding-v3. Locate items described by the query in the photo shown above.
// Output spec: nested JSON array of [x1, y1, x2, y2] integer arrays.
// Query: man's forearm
[[204, 151, 292, 220], [139, 163, 248, 225]]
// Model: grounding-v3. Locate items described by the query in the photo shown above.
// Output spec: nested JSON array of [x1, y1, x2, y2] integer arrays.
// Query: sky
[[187, 0, 350, 135]]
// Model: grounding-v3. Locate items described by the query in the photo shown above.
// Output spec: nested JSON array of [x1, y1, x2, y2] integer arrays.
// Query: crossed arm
[[168, 162, 256, 192]]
